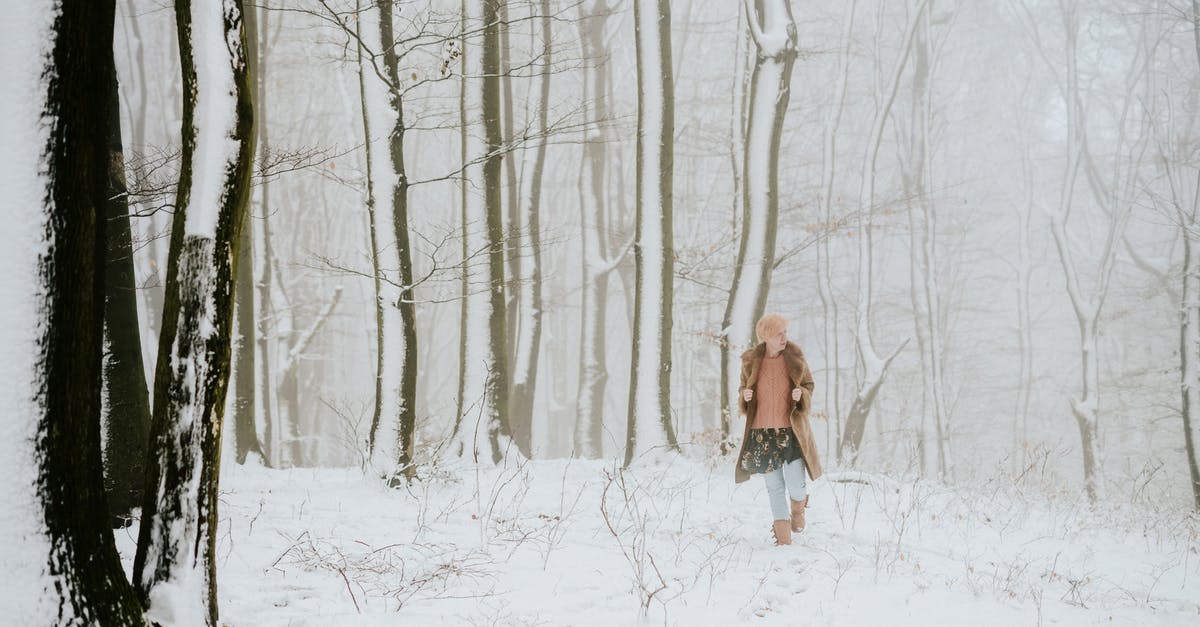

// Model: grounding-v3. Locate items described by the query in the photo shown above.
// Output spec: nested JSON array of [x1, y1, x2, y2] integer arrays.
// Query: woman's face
[[767, 326, 788, 354]]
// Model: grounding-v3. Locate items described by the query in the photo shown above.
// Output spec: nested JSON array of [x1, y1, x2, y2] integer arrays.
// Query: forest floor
[[114, 454, 1200, 626]]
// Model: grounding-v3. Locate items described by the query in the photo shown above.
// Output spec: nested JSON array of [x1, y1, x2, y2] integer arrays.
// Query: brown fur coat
[[734, 341, 822, 484]]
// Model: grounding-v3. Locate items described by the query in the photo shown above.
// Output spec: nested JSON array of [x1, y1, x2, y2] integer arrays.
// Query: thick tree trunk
[[1, 1, 147, 622], [719, 0, 797, 447], [625, 0, 678, 466], [103, 60, 153, 527], [133, 1, 255, 623]]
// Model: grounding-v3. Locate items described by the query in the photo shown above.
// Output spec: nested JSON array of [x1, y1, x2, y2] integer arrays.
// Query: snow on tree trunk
[[455, 0, 515, 465], [509, 0, 551, 456], [1043, 0, 1142, 504], [1, 1, 147, 623], [133, 1, 255, 624], [840, 1, 926, 459], [359, 0, 417, 484], [625, 0, 679, 466], [575, 0, 619, 459], [719, 0, 798, 446]]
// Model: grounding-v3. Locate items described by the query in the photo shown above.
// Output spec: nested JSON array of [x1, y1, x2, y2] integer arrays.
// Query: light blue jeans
[[763, 458, 807, 520]]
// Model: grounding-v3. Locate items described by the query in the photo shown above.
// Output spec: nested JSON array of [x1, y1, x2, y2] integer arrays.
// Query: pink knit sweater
[[753, 352, 792, 429]]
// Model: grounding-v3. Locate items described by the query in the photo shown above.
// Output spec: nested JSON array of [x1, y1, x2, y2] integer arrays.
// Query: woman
[[734, 313, 823, 546]]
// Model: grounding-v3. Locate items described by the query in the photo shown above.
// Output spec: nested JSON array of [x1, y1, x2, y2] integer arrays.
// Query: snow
[[0, 0, 72, 621], [111, 457, 1200, 625]]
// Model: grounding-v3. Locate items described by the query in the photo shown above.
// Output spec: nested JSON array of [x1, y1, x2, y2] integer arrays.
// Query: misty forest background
[[9, 0, 1200, 623], [108, 0, 1200, 513]]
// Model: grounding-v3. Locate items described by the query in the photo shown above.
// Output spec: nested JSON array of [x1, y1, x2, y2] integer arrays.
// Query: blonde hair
[[755, 313, 788, 343]]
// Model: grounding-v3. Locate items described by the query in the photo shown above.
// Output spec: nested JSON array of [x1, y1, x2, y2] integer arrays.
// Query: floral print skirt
[[739, 427, 804, 475]]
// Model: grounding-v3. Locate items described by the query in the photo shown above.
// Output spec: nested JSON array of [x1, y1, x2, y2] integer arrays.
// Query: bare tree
[[1178, 0, 1200, 510], [507, 0, 551, 456], [574, 0, 625, 458], [1, 1, 147, 622], [133, 1, 256, 623], [718, 0, 799, 448], [345, 0, 422, 483], [1018, 0, 1152, 502], [840, 1, 925, 458], [816, 0, 857, 463], [231, 0, 267, 466], [899, 1, 952, 477], [625, 0, 679, 466], [455, 0, 516, 464]]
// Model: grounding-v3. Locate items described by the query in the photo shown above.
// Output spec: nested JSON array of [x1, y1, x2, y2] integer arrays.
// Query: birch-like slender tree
[[252, 0, 276, 467], [719, 0, 798, 447], [133, 1, 255, 623], [1025, 0, 1150, 502], [1176, 0, 1200, 510], [575, 0, 623, 458], [1, 1, 147, 622], [625, 0, 679, 466], [455, 0, 515, 464], [508, 0, 552, 456], [899, 3, 951, 477], [354, 0, 419, 483], [232, 0, 265, 466], [840, 1, 925, 458], [817, 0, 857, 463]]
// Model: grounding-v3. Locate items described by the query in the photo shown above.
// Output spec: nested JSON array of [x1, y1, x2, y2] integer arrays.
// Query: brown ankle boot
[[772, 519, 792, 545], [790, 496, 808, 532]]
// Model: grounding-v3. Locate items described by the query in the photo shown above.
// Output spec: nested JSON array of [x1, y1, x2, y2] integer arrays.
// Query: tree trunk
[[509, 0, 552, 456], [253, 1, 276, 468], [1, 1, 148, 622], [232, 0, 265, 466], [360, 0, 418, 484], [840, 0, 926, 459], [901, 6, 950, 478], [625, 0, 678, 466], [816, 0, 856, 464], [133, 1, 255, 623], [501, 0, 522, 372], [1179, 0, 1200, 512], [719, 0, 798, 447], [575, 0, 617, 458], [103, 57, 153, 527], [456, 0, 515, 464]]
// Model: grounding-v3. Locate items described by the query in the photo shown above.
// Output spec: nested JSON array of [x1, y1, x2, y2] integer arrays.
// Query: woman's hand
[[742, 388, 753, 402], [792, 388, 802, 402]]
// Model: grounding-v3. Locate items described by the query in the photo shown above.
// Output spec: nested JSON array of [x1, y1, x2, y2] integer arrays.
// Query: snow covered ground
[[114, 456, 1200, 626]]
